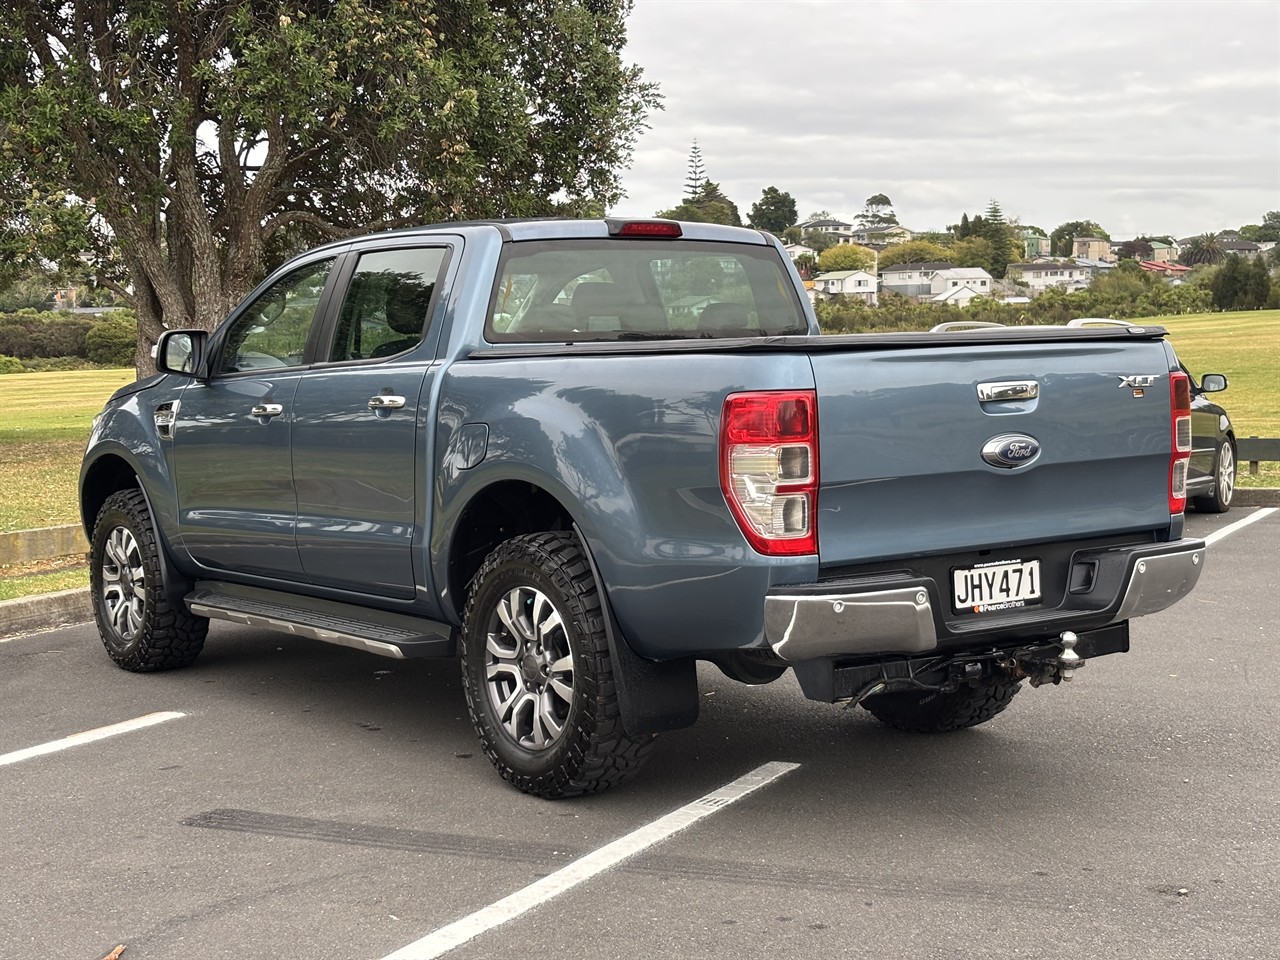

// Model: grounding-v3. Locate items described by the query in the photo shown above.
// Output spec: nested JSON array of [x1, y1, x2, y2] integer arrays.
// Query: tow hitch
[[998, 631, 1086, 687]]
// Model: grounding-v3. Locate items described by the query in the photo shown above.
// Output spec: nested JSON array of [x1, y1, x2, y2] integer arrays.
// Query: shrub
[[0, 354, 24, 374], [86, 316, 139, 366]]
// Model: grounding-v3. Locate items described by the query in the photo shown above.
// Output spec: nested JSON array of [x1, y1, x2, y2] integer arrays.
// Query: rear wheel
[[861, 677, 1021, 733], [460, 532, 654, 798], [90, 489, 208, 671], [1192, 439, 1234, 514]]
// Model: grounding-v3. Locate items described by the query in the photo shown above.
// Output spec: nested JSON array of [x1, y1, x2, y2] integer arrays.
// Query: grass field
[[0, 312, 1276, 601], [0, 368, 135, 533]]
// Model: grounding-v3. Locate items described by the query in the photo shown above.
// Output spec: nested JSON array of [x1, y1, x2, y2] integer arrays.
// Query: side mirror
[[1200, 373, 1228, 393], [156, 330, 207, 376]]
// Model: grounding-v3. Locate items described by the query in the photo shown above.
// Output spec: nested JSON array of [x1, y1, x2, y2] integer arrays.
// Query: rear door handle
[[250, 403, 284, 419], [368, 395, 406, 410]]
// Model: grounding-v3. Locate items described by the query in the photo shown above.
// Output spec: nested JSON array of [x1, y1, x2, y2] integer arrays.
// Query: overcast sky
[[612, 0, 1280, 240]]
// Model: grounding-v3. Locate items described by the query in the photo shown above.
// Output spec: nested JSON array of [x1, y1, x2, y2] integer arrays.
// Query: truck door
[[175, 255, 340, 580], [290, 244, 453, 601]]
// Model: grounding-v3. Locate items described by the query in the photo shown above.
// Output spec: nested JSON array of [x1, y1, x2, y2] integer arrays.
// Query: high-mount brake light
[[607, 219, 683, 239], [1168, 370, 1192, 514], [720, 391, 818, 556]]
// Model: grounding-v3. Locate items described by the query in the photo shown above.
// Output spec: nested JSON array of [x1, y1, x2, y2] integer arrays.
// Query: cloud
[[615, 0, 1280, 237]]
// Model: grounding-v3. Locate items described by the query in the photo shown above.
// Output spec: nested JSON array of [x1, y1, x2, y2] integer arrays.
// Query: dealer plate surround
[[953, 558, 1042, 613]]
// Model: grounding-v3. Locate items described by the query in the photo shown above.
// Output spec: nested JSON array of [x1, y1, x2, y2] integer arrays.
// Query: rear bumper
[[764, 538, 1205, 662]]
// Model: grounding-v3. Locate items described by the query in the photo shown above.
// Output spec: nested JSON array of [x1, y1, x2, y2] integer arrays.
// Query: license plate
[[952, 559, 1041, 613]]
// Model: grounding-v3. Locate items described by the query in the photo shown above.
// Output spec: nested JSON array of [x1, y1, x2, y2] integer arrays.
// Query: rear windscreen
[[486, 239, 809, 342]]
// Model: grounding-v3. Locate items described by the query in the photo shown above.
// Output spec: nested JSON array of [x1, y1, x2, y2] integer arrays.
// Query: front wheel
[[90, 489, 208, 671], [459, 532, 654, 798], [1192, 440, 1235, 514], [861, 677, 1021, 733]]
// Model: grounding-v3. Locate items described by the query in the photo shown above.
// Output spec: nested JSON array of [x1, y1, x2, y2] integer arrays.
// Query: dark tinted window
[[328, 247, 448, 362], [487, 240, 807, 343]]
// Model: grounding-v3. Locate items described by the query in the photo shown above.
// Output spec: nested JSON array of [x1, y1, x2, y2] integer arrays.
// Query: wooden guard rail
[[1237, 437, 1280, 476]]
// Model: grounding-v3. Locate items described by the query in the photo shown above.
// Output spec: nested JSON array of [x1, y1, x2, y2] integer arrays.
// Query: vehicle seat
[[697, 302, 757, 337], [515, 304, 578, 339], [571, 282, 666, 334], [370, 283, 430, 358]]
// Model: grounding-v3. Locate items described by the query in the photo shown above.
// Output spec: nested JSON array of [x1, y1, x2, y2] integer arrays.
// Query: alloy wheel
[[483, 585, 575, 750], [101, 525, 146, 640]]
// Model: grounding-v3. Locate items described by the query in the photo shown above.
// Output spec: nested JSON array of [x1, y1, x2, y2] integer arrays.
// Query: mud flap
[[574, 525, 699, 736]]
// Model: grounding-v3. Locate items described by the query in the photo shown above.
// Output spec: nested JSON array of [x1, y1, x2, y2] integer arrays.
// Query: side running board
[[186, 582, 455, 659]]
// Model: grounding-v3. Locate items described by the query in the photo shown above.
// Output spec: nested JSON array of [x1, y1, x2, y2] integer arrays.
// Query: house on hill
[[813, 270, 878, 305], [879, 261, 954, 299], [1006, 259, 1094, 293]]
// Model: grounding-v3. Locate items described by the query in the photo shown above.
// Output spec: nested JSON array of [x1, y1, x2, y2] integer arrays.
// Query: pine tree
[[684, 141, 706, 200]]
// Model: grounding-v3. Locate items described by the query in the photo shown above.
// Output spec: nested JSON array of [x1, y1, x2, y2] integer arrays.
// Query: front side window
[[487, 240, 808, 343], [216, 259, 334, 374], [328, 247, 448, 362]]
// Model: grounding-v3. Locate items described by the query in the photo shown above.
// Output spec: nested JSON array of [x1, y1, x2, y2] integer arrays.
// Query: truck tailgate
[[812, 339, 1173, 566]]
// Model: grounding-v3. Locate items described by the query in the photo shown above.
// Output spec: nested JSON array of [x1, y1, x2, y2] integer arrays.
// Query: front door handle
[[250, 403, 284, 419], [368, 395, 406, 410]]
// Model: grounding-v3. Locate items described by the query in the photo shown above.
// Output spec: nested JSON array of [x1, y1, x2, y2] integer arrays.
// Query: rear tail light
[[1169, 371, 1192, 514], [720, 391, 818, 556]]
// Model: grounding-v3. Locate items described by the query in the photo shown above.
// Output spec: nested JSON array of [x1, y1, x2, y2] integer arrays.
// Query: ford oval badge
[[982, 434, 1041, 469]]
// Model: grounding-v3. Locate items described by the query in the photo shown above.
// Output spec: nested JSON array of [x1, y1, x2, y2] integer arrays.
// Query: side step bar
[[186, 582, 455, 659]]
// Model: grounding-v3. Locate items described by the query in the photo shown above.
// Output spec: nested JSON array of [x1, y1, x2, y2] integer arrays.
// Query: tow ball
[[999, 631, 1086, 687]]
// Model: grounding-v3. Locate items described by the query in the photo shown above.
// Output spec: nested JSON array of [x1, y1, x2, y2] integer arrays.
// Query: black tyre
[[1192, 439, 1235, 514], [861, 677, 1021, 733], [90, 489, 208, 672], [460, 532, 654, 798]]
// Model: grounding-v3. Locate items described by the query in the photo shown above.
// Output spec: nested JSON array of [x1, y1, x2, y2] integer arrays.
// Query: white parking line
[[381, 760, 801, 960], [0, 711, 186, 767], [1204, 507, 1277, 547]]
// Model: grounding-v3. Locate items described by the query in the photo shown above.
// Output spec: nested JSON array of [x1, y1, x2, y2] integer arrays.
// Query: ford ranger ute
[[80, 219, 1206, 797]]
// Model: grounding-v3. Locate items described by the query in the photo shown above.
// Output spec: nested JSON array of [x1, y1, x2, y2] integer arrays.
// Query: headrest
[[385, 283, 429, 334], [697, 302, 752, 332], [571, 282, 627, 319]]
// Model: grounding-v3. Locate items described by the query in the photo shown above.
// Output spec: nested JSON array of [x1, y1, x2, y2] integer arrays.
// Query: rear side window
[[487, 240, 808, 342], [328, 247, 448, 362]]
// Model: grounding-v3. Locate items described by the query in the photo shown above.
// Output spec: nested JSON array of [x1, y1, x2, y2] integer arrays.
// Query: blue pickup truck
[[80, 218, 1206, 797]]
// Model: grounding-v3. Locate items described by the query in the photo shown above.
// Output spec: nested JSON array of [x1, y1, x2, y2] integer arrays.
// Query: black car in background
[[1184, 364, 1235, 513]]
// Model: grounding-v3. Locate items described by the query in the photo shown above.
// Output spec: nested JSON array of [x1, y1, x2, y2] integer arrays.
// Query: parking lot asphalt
[[2, 509, 1277, 960]]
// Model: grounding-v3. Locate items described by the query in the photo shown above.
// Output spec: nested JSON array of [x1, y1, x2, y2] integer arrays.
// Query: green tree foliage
[[747, 186, 797, 234], [0, 0, 659, 371], [877, 240, 952, 269], [951, 237, 998, 274], [1117, 239, 1154, 261], [792, 253, 817, 278], [85, 312, 139, 366], [1049, 220, 1110, 258], [817, 244, 877, 273], [855, 193, 898, 230], [1207, 255, 1272, 310], [0, 311, 91, 358], [814, 272, 1211, 334], [1237, 211, 1280, 243], [657, 180, 741, 226], [0, 354, 26, 374], [1180, 233, 1227, 266], [801, 230, 837, 254]]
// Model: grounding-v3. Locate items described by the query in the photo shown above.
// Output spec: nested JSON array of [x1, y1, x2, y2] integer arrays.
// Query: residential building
[[1006, 259, 1095, 293], [783, 243, 816, 261], [930, 267, 993, 298], [849, 225, 913, 246], [794, 218, 854, 243], [812, 270, 878, 305], [1148, 241, 1176, 263], [1072, 237, 1112, 262], [1022, 229, 1050, 258], [930, 285, 985, 307], [1221, 239, 1261, 259], [879, 261, 954, 299]]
